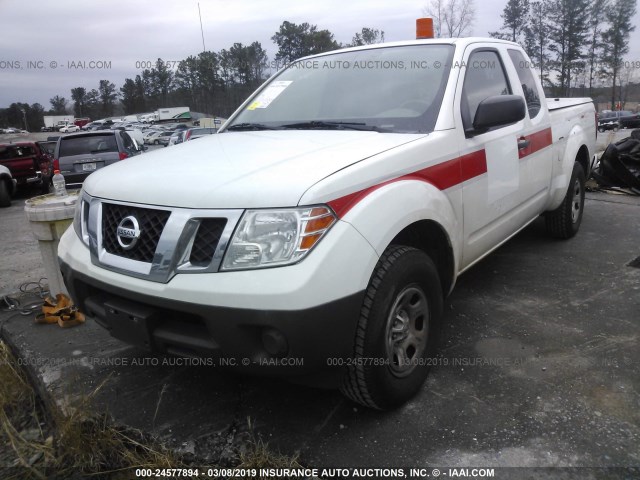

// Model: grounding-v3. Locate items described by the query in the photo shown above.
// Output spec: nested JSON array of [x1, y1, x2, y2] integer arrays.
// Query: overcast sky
[[1, 0, 639, 109]]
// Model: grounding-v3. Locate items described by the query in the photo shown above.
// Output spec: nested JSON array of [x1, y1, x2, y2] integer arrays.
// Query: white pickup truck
[[58, 37, 595, 409]]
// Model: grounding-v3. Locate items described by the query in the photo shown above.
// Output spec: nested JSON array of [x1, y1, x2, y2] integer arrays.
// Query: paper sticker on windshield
[[247, 81, 292, 110]]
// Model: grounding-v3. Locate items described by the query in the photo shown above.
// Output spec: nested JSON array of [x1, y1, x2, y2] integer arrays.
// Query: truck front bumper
[[58, 221, 378, 374]]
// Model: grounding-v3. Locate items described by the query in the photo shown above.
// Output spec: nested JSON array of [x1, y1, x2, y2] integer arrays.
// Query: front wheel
[[545, 162, 586, 239], [341, 245, 443, 410]]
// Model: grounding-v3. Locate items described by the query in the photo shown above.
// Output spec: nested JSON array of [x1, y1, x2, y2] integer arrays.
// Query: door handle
[[518, 137, 530, 150]]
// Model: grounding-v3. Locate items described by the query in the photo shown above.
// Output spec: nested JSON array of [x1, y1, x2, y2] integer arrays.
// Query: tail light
[[119, 152, 129, 160], [185, 131, 192, 141], [53, 158, 59, 170], [594, 111, 598, 139]]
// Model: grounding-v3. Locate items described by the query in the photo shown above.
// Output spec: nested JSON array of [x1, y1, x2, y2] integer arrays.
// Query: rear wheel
[[0, 180, 11, 207], [545, 162, 585, 239], [341, 245, 443, 410]]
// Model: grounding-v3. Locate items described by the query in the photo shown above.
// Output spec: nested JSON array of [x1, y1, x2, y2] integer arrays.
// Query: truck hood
[[83, 131, 423, 208]]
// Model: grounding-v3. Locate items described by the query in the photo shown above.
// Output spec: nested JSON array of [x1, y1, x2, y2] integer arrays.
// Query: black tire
[[631, 129, 640, 140], [545, 162, 585, 239], [40, 175, 51, 195], [341, 245, 443, 410], [0, 180, 11, 207]]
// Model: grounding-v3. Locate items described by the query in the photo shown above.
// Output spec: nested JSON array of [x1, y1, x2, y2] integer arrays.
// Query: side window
[[508, 49, 542, 118], [121, 132, 134, 150], [461, 50, 511, 131]]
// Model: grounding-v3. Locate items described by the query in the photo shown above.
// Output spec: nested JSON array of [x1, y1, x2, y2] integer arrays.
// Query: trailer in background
[[197, 117, 225, 128], [41, 115, 74, 132], [157, 107, 191, 122]]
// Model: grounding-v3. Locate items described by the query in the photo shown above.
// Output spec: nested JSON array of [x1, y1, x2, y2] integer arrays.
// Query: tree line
[[0, 23, 384, 130], [2, 6, 637, 130], [488, 0, 637, 107]]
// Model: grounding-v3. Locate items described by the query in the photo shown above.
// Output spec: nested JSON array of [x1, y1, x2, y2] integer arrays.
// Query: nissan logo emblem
[[116, 216, 141, 250]]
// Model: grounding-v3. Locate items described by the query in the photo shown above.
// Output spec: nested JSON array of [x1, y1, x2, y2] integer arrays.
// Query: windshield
[[226, 44, 454, 134]]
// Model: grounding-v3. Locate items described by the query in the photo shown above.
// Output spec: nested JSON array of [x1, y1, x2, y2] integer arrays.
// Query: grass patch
[[0, 341, 303, 479]]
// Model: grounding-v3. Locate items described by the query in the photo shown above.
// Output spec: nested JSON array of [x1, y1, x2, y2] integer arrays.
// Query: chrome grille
[[102, 203, 170, 263], [83, 193, 243, 283]]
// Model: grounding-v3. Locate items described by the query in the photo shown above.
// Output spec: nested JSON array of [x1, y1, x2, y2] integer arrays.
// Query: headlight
[[221, 206, 336, 270], [73, 194, 89, 246]]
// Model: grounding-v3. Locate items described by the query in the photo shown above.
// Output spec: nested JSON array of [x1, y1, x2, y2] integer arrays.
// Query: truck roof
[[300, 37, 521, 61]]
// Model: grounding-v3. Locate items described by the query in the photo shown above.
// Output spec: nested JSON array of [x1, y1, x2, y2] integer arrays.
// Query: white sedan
[[60, 125, 80, 133]]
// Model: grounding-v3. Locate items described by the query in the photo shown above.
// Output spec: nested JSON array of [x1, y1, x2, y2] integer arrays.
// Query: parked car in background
[[54, 130, 142, 187], [597, 110, 631, 132], [3, 128, 19, 134], [183, 127, 217, 141], [60, 124, 81, 133], [86, 120, 115, 131], [0, 164, 17, 207], [144, 130, 164, 145], [74, 118, 91, 129], [168, 131, 184, 146], [619, 112, 640, 129], [156, 131, 175, 147], [0, 141, 53, 193], [163, 123, 190, 132]]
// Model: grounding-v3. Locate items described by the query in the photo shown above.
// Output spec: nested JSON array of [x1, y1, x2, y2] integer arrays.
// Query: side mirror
[[470, 95, 526, 135]]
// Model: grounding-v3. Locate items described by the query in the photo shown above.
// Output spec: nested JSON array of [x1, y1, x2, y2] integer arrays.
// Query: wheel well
[[576, 145, 590, 177], [390, 220, 454, 296]]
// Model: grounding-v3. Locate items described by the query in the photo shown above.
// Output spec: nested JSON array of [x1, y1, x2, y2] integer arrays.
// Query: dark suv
[[54, 130, 141, 187], [619, 112, 640, 129], [597, 110, 633, 132]]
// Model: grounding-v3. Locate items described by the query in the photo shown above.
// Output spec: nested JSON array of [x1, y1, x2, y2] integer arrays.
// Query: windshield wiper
[[226, 123, 280, 131], [281, 121, 389, 132]]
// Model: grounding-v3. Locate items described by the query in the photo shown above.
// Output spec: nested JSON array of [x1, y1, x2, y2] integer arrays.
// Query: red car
[[0, 141, 53, 193]]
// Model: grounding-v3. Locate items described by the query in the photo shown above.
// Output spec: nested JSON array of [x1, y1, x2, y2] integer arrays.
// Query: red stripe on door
[[328, 149, 487, 218], [518, 127, 552, 159]]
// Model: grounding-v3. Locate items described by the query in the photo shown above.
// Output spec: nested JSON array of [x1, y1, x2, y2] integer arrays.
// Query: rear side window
[[121, 132, 135, 150], [18, 146, 35, 156], [59, 135, 118, 156], [461, 50, 511, 130], [507, 49, 542, 118], [0, 145, 34, 159], [0, 147, 17, 160]]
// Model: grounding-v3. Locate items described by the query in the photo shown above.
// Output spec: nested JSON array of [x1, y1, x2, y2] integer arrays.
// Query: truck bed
[[547, 97, 593, 111], [548, 98, 596, 178]]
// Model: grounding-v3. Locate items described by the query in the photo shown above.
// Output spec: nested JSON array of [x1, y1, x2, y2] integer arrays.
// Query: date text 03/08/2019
[[134, 467, 496, 478]]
